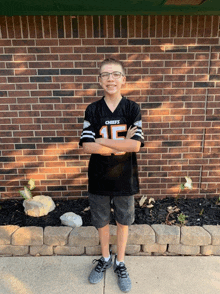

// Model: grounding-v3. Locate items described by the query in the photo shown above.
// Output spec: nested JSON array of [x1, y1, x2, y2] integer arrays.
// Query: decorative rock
[[23, 195, 56, 217], [60, 212, 83, 228]]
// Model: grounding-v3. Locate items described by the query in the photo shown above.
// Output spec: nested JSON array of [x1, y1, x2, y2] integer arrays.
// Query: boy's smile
[[99, 63, 126, 100]]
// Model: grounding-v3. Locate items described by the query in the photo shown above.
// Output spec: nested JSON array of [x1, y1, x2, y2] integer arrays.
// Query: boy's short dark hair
[[99, 58, 125, 75]]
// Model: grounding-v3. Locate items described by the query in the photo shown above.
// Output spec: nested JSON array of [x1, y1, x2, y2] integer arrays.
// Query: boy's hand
[[95, 138, 125, 156], [114, 151, 126, 156], [126, 126, 137, 139], [114, 126, 137, 155], [96, 126, 137, 144], [114, 127, 137, 155], [95, 126, 139, 155]]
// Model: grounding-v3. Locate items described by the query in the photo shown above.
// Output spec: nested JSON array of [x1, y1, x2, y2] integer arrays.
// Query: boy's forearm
[[96, 138, 140, 153], [83, 142, 120, 155]]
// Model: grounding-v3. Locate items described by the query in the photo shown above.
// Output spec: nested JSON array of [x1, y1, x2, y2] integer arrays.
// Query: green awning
[[1, 0, 220, 16]]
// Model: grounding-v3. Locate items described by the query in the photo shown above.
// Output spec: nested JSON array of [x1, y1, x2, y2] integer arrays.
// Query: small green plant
[[19, 179, 36, 200], [215, 196, 220, 205], [175, 176, 193, 203], [199, 208, 204, 216], [178, 213, 188, 226]]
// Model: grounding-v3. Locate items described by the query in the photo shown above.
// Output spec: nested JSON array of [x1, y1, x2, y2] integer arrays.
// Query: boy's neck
[[104, 94, 123, 105]]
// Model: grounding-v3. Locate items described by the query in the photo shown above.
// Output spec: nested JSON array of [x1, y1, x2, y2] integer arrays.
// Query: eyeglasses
[[99, 71, 124, 80]]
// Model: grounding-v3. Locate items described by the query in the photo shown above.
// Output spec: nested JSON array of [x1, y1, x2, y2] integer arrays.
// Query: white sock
[[116, 257, 124, 265], [104, 254, 110, 262]]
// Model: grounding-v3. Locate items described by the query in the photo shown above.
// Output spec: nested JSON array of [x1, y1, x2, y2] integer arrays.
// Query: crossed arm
[[83, 126, 141, 155]]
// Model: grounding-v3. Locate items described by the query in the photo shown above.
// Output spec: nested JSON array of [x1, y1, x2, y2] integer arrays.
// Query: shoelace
[[92, 258, 109, 273], [114, 264, 128, 278]]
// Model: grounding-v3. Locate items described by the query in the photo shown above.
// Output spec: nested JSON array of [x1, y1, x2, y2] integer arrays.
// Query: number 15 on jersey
[[100, 124, 127, 140]]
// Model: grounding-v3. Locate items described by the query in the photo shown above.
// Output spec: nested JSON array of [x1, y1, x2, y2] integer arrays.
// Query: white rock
[[60, 212, 83, 228], [23, 195, 56, 217]]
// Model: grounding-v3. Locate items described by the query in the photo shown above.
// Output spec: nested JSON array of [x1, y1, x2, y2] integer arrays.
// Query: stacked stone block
[[0, 224, 220, 257]]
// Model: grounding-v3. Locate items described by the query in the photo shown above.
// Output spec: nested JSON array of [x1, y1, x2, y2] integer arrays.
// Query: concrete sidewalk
[[0, 255, 220, 294]]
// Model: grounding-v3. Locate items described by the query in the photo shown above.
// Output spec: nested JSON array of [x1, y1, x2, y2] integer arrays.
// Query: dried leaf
[[24, 186, 32, 199], [139, 195, 147, 207], [184, 176, 193, 190], [146, 204, 154, 209], [19, 190, 27, 199], [28, 179, 35, 190], [83, 206, 90, 212], [167, 206, 180, 213], [19, 186, 32, 200], [148, 197, 155, 204], [167, 206, 173, 212], [169, 220, 176, 225]]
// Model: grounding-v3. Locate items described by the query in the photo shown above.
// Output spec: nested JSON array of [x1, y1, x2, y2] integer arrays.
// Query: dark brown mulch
[[0, 196, 220, 228]]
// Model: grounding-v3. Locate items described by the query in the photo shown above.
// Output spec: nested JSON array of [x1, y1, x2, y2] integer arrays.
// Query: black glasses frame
[[99, 71, 124, 79]]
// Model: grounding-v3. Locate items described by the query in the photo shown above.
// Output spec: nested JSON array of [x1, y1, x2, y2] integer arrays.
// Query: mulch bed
[[0, 196, 220, 228]]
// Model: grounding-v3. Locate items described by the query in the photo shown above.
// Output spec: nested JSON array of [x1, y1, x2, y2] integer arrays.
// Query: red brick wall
[[0, 15, 220, 200]]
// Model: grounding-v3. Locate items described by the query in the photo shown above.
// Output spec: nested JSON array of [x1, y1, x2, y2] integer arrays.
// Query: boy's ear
[[122, 75, 126, 84]]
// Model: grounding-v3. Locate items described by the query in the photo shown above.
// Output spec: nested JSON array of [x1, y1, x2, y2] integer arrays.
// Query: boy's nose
[[107, 73, 114, 80]]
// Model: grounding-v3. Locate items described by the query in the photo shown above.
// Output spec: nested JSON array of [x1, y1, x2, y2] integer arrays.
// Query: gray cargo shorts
[[88, 193, 135, 229]]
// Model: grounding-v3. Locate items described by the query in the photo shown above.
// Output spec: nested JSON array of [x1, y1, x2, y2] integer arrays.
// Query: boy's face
[[99, 63, 126, 98]]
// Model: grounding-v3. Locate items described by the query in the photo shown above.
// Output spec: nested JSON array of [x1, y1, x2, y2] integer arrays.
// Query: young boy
[[79, 58, 144, 293]]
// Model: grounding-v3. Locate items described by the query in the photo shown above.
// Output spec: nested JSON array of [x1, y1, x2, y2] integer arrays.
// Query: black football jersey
[[79, 96, 144, 196]]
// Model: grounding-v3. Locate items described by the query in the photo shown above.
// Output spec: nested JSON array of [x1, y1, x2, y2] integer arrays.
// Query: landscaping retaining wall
[[1, 224, 220, 257]]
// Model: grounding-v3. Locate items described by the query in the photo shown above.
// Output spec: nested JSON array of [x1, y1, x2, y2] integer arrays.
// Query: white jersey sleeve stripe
[[135, 133, 144, 139], [80, 135, 95, 139], [82, 130, 95, 136]]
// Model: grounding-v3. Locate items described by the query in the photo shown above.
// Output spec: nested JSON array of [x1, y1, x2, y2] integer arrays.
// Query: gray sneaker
[[88, 250, 113, 284], [113, 254, 132, 293]]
